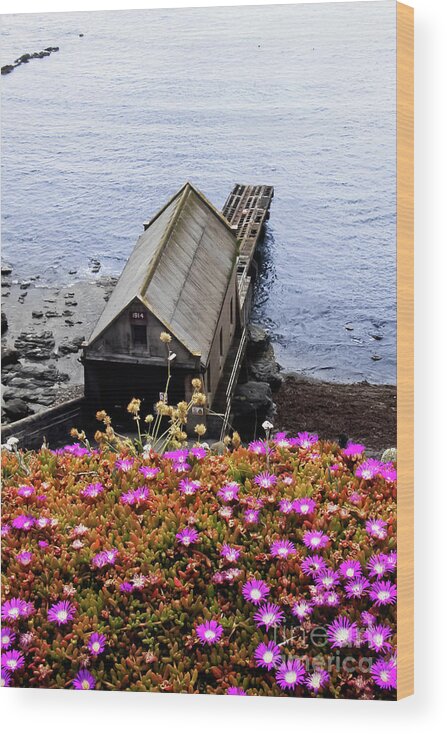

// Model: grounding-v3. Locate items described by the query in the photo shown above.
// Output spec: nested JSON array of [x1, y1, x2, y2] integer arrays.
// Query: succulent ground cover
[[1, 431, 397, 698]]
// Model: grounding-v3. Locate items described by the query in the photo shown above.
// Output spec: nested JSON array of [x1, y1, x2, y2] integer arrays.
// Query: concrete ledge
[[1, 397, 86, 450]]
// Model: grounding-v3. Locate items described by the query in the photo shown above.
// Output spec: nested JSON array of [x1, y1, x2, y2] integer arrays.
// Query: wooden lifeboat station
[[82, 182, 273, 435]]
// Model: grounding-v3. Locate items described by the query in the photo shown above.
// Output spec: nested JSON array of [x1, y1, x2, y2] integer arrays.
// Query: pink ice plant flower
[[369, 581, 397, 606], [293, 497, 316, 516], [278, 499, 294, 514], [370, 657, 397, 690], [361, 611, 376, 627], [254, 471, 277, 489], [217, 483, 240, 502], [355, 459, 384, 480], [248, 440, 268, 455], [1, 669, 12, 687], [270, 539, 296, 558], [48, 601, 76, 626], [176, 527, 199, 546], [73, 669, 96, 690], [323, 590, 341, 607], [11, 514, 35, 531], [315, 567, 339, 590], [178, 478, 201, 495], [292, 599, 313, 621], [15, 551, 33, 566], [301, 554, 328, 577], [88, 632, 107, 656], [303, 530, 330, 550], [365, 517, 388, 540], [339, 559, 363, 580], [1, 598, 31, 621], [81, 482, 104, 499], [367, 553, 391, 578], [253, 603, 284, 629], [305, 668, 330, 692], [327, 616, 358, 648], [254, 641, 282, 670], [17, 485, 34, 498], [189, 446, 207, 460], [227, 686, 247, 695], [242, 579, 270, 605], [1, 627, 15, 649], [195, 620, 224, 645], [345, 577, 370, 599], [120, 487, 149, 505], [292, 432, 318, 449], [273, 432, 293, 448], [379, 462, 397, 483], [139, 466, 160, 479], [363, 624, 393, 653], [275, 659, 306, 690], [64, 443, 90, 457], [220, 544, 240, 563], [92, 548, 119, 568], [342, 442, 365, 459], [244, 508, 260, 524], [115, 458, 134, 471], [1, 649, 25, 672]]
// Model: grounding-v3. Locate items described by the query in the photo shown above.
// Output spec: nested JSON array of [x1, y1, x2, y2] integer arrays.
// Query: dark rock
[[3, 397, 32, 421], [1, 65, 15, 75], [1, 264, 13, 276], [65, 300, 78, 307], [371, 354, 382, 361], [1, 346, 19, 366], [32, 310, 44, 319], [247, 323, 270, 355], [14, 331, 55, 360], [79, 33, 84, 37], [232, 381, 273, 417], [65, 319, 74, 326], [248, 343, 282, 389], [45, 46, 59, 52], [1, 311, 8, 334], [45, 311, 61, 318], [20, 281, 31, 290], [58, 336, 84, 355]]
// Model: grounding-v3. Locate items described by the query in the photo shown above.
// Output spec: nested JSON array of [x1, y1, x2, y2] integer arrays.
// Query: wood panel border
[[396, 1, 414, 701]]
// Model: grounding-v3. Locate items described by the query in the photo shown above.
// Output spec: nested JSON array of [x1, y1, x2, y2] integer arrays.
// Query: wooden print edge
[[396, 0, 414, 701]]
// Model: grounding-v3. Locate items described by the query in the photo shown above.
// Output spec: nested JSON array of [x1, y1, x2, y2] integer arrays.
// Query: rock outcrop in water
[[1, 47, 59, 75]]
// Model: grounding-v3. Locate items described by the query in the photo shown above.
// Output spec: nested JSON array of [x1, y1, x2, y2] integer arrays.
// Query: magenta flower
[[227, 686, 247, 695], [1, 598, 29, 621], [292, 497, 316, 516], [273, 432, 293, 448], [345, 577, 370, 599], [48, 601, 76, 626], [248, 440, 268, 454], [303, 530, 330, 550], [254, 641, 282, 670], [92, 548, 118, 568], [176, 527, 199, 546], [275, 659, 306, 690], [217, 483, 240, 502], [278, 499, 294, 514], [220, 544, 241, 563], [292, 599, 313, 621], [17, 485, 34, 498], [165, 449, 189, 464], [367, 553, 390, 578], [73, 669, 96, 690], [1, 524, 11, 537], [1, 669, 12, 687], [115, 458, 134, 471], [323, 590, 341, 607], [385, 551, 397, 571], [120, 487, 149, 505], [253, 603, 284, 629], [254, 471, 277, 489], [11, 514, 35, 531], [244, 509, 260, 524], [363, 624, 393, 653], [120, 582, 134, 593], [1, 627, 15, 649], [88, 632, 107, 656], [305, 668, 330, 692], [339, 559, 362, 580], [355, 459, 384, 480], [190, 446, 207, 460], [379, 463, 397, 483], [173, 461, 191, 473], [342, 442, 365, 459], [270, 539, 296, 558], [292, 432, 318, 449], [365, 517, 388, 540], [195, 620, 223, 645], [301, 555, 327, 577], [361, 611, 376, 627], [64, 443, 90, 457], [15, 551, 33, 566], [178, 478, 201, 495], [242, 579, 270, 605], [315, 567, 339, 590], [1, 649, 25, 671], [370, 657, 397, 690], [327, 616, 358, 648], [139, 466, 160, 479], [369, 581, 397, 606], [81, 482, 104, 499]]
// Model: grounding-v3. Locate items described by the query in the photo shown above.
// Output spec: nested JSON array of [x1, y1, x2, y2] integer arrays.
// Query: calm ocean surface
[[1, 2, 396, 384]]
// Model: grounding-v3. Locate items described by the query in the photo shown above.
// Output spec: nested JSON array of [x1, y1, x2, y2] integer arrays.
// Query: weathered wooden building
[[82, 183, 242, 430]]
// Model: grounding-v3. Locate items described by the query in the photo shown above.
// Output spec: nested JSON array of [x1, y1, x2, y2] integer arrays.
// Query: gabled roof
[[87, 183, 238, 365]]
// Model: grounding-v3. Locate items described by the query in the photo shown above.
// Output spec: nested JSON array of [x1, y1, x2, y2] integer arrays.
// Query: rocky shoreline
[[1, 266, 116, 424], [1, 47, 60, 75]]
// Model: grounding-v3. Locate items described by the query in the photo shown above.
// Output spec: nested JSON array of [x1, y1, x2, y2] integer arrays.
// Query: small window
[[230, 297, 234, 326], [131, 324, 147, 347], [219, 327, 223, 357]]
